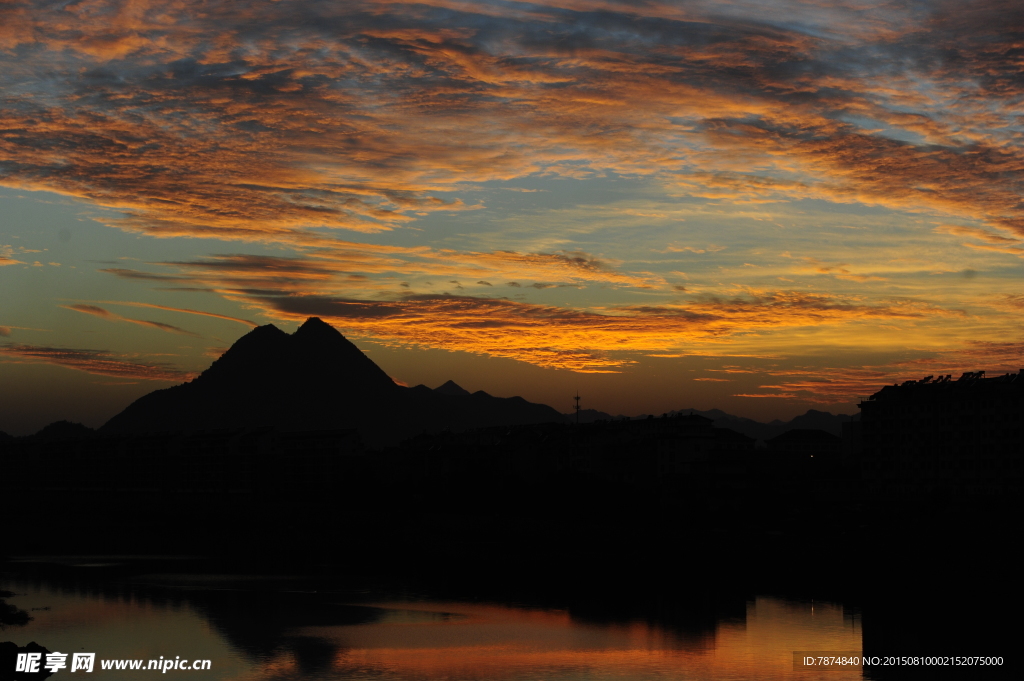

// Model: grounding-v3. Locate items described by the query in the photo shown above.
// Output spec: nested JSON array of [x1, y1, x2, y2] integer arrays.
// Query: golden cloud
[[237, 289, 956, 372], [1, 245, 25, 266]]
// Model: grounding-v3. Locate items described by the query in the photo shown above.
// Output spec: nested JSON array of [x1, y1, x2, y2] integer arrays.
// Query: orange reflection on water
[[254, 597, 863, 681], [1, 577, 862, 681]]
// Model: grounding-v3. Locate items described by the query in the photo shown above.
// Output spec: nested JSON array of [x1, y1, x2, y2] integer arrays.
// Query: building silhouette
[[859, 369, 1024, 499]]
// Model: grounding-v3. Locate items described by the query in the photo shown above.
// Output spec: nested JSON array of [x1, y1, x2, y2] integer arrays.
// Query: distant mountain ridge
[[565, 407, 857, 440], [102, 318, 564, 446], [670, 408, 857, 440]]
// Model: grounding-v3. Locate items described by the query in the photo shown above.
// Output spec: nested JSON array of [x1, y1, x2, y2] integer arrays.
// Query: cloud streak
[[61, 303, 199, 336], [0, 343, 192, 381], [99, 301, 257, 327], [99, 246, 655, 297]]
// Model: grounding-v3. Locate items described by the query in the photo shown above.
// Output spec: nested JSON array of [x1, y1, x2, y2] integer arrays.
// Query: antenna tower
[[574, 391, 581, 425]]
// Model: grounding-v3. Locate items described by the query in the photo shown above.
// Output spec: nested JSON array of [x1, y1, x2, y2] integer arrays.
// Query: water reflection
[[1, 576, 861, 681], [277, 598, 861, 681]]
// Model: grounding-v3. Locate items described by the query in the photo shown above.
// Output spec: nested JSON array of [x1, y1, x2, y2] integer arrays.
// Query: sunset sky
[[2, 0, 1023, 434]]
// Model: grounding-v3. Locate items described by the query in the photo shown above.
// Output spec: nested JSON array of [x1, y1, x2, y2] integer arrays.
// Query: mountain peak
[[294, 316, 336, 336], [205, 323, 289, 371], [103, 316, 400, 434], [248, 323, 288, 338], [434, 380, 471, 396]]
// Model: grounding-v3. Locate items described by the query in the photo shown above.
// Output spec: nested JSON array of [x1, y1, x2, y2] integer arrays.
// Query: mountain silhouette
[[32, 420, 96, 441], [434, 380, 471, 397], [666, 407, 857, 441], [102, 318, 564, 445]]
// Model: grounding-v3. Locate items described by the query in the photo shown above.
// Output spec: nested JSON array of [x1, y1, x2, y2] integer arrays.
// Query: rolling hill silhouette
[[102, 317, 564, 445]]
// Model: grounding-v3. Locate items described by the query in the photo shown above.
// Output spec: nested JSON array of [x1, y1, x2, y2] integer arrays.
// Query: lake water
[[2, 562, 863, 681]]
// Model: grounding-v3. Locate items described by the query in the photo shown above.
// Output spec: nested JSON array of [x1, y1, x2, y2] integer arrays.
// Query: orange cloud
[[734, 393, 798, 399], [961, 242, 1024, 256], [4, 0, 1023, 389], [1, 0, 1021, 250], [1, 245, 25, 266], [997, 294, 1024, 310], [733, 340, 1024, 403], [96, 250, 966, 371], [934, 224, 1021, 245], [235, 289, 956, 372], [794, 257, 886, 282]]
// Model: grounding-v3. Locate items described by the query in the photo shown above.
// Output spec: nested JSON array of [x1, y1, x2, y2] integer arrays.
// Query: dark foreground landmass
[[1, 415, 1018, 680]]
